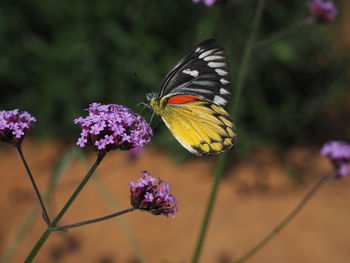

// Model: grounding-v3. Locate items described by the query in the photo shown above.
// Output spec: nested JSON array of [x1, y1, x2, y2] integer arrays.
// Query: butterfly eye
[[146, 92, 157, 101]]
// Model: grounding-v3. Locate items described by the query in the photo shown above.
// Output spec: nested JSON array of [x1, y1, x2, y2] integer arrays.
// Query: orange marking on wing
[[167, 95, 199, 104]]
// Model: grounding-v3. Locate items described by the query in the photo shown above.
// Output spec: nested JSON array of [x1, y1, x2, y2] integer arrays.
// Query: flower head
[[74, 103, 152, 152], [193, 0, 217, 7], [308, 0, 337, 23], [129, 171, 177, 217], [320, 141, 350, 177], [0, 109, 36, 146]]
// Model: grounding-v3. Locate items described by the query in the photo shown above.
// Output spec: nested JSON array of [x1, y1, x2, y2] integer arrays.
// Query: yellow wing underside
[[161, 100, 236, 156]]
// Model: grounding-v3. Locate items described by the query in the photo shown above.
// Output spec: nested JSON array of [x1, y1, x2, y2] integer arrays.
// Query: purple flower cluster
[[192, 0, 217, 7], [308, 0, 337, 23], [74, 103, 152, 152], [0, 109, 36, 146], [129, 171, 177, 217], [321, 141, 350, 177]]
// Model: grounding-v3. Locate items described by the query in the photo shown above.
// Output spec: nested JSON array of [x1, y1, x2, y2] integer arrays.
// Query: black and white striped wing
[[159, 39, 232, 107]]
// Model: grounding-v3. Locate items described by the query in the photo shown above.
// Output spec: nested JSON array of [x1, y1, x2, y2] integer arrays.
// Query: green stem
[[254, 17, 314, 49], [0, 206, 40, 263], [231, 0, 266, 115], [16, 145, 51, 225], [234, 173, 333, 263], [77, 151, 146, 261], [191, 153, 228, 263], [191, 1, 266, 263], [0, 148, 77, 263], [53, 207, 135, 231], [24, 152, 105, 263], [91, 171, 146, 263], [51, 152, 105, 226]]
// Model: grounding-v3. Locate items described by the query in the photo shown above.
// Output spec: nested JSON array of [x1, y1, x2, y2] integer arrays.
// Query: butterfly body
[[148, 39, 236, 156]]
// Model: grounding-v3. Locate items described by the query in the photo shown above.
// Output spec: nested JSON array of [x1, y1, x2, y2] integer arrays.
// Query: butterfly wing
[[159, 39, 231, 107], [160, 98, 236, 156], [149, 39, 236, 155]]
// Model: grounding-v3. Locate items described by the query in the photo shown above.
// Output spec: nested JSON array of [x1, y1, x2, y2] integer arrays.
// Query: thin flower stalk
[[41, 171, 177, 236], [191, 1, 266, 263], [234, 173, 333, 263], [0, 149, 77, 263], [254, 18, 314, 48], [16, 145, 51, 224], [254, 0, 338, 49], [235, 139, 349, 262], [25, 103, 153, 262], [53, 207, 135, 231], [0, 109, 50, 223], [78, 152, 146, 263], [24, 152, 105, 263]]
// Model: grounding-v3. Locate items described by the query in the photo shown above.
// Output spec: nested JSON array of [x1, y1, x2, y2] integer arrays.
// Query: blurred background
[[1, 0, 349, 157], [0, 0, 349, 262]]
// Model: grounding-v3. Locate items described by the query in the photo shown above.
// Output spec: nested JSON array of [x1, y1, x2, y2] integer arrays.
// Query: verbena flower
[[0, 109, 36, 146], [308, 0, 337, 23], [320, 141, 350, 177], [193, 0, 217, 7], [74, 103, 152, 152], [129, 171, 177, 217]]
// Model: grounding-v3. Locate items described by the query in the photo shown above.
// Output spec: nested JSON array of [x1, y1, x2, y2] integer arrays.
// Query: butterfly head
[[146, 92, 167, 115], [146, 92, 158, 102]]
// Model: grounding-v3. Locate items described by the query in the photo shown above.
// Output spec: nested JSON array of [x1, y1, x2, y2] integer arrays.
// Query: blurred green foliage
[[0, 0, 348, 157]]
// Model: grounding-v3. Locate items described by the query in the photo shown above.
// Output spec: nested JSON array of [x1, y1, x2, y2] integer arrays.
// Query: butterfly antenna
[[134, 73, 151, 94]]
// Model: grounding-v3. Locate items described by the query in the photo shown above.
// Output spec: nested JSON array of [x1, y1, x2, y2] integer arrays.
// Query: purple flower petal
[[0, 109, 36, 146], [74, 103, 152, 152], [321, 140, 350, 177], [130, 171, 177, 217], [193, 0, 217, 6], [320, 141, 350, 160], [308, 0, 337, 23]]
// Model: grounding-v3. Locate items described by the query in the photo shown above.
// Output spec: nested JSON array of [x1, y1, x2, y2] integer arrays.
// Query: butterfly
[[147, 39, 236, 156]]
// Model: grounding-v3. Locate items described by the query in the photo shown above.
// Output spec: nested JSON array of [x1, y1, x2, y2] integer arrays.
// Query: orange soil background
[[0, 140, 349, 263]]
